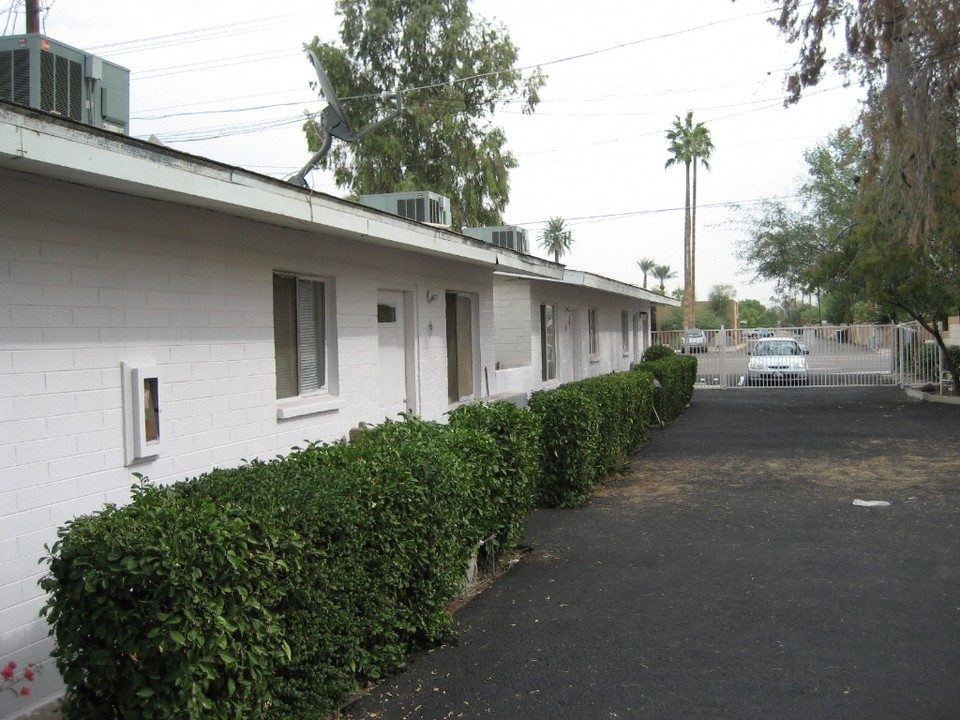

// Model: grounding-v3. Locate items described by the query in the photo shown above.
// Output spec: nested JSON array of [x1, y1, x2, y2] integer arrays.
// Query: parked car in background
[[744, 327, 775, 339], [680, 328, 707, 354], [747, 338, 808, 385]]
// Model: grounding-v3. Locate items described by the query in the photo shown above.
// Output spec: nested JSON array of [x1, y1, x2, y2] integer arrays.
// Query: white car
[[680, 328, 707, 354], [747, 338, 808, 385]]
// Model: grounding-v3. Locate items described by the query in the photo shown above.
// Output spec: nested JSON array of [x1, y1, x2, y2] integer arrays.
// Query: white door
[[378, 291, 408, 419], [561, 308, 582, 383]]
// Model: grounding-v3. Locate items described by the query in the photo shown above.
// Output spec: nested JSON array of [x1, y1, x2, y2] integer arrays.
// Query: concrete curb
[[904, 387, 960, 405]]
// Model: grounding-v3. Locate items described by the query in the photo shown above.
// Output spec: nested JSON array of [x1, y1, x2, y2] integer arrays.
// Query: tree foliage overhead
[[306, 0, 545, 230], [765, 0, 960, 268], [737, 127, 863, 299], [756, 0, 960, 387]]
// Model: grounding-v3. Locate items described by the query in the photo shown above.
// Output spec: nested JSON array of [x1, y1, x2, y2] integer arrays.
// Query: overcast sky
[[12, 0, 865, 304]]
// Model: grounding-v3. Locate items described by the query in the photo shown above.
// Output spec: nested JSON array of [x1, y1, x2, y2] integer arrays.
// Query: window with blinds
[[273, 273, 326, 399], [621, 311, 630, 355], [588, 308, 599, 357], [540, 304, 557, 382]]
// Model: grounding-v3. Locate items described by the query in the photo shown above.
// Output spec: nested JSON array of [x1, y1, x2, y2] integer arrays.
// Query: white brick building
[[0, 102, 676, 714]]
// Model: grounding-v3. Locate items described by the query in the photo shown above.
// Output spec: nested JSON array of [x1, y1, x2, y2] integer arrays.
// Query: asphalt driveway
[[344, 387, 960, 720]]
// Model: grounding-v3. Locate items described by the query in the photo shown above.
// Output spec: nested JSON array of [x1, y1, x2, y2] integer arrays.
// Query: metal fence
[[651, 324, 946, 390], [896, 321, 949, 391]]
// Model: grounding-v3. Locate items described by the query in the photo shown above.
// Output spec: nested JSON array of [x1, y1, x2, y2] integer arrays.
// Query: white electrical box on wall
[[122, 362, 163, 464]]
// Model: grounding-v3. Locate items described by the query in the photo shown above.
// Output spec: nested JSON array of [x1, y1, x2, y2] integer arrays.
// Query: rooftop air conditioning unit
[[358, 191, 451, 229], [0, 34, 130, 133], [462, 225, 529, 254]]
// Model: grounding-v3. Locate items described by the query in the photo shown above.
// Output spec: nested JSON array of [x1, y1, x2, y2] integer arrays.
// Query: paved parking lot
[[345, 387, 960, 720]]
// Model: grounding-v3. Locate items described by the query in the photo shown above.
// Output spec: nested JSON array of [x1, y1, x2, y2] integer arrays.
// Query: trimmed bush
[[40, 480, 300, 720], [39, 366, 693, 718], [641, 343, 676, 361], [529, 371, 655, 508], [566, 371, 654, 474], [633, 354, 697, 423], [188, 418, 485, 718], [41, 412, 546, 720], [447, 401, 543, 553], [529, 385, 602, 508]]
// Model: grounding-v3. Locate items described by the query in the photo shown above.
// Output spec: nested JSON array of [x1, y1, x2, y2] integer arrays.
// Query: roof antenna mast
[[26, 0, 41, 33], [290, 49, 402, 188]]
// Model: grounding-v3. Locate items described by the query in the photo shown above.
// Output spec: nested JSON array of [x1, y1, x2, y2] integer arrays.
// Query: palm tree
[[665, 112, 714, 329], [538, 216, 573, 263], [652, 264, 677, 293], [637, 258, 656, 289]]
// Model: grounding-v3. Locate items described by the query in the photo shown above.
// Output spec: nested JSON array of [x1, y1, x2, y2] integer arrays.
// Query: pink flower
[[3, 659, 39, 700]]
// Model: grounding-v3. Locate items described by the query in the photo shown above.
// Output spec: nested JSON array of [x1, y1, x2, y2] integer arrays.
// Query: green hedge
[[447, 401, 543, 554], [640, 343, 676, 361], [40, 370, 695, 718], [40, 480, 300, 720], [529, 370, 655, 508], [528, 384, 602, 508], [41, 409, 542, 720], [633, 354, 698, 423]]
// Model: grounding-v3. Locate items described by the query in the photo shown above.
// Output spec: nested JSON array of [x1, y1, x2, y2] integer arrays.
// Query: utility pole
[[26, 0, 40, 34]]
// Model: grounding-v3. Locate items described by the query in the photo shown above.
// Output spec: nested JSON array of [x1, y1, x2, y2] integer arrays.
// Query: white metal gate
[[651, 324, 945, 390]]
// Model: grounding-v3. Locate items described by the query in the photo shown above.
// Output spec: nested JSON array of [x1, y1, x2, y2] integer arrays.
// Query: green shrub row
[[41, 359, 695, 719], [40, 412, 540, 720], [634, 344, 698, 422], [529, 370, 655, 508], [40, 480, 299, 720]]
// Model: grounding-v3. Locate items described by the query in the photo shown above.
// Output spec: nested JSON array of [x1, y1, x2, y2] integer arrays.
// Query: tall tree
[[666, 112, 714, 329], [708, 284, 737, 325], [538, 216, 573, 263], [758, 0, 960, 388], [767, 0, 960, 259], [688, 119, 715, 317], [737, 127, 863, 317], [652, 264, 677, 293], [307, 0, 545, 230], [637, 258, 656, 289]]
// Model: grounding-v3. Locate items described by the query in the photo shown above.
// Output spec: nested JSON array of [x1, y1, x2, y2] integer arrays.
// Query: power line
[[512, 194, 801, 227], [86, 13, 307, 55]]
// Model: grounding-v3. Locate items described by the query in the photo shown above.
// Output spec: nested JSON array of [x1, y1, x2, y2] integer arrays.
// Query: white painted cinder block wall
[[492, 276, 532, 370], [490, 278, 650, 400], [0, 171, 495, 713], [530, 282, 644, 385]]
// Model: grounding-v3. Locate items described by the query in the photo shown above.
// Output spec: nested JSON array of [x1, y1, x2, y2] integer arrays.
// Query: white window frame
[[588, 307, 600, 358], [273, 272, 341, 419], [540, 303, 558, 382], [621, 310, 630, 356]]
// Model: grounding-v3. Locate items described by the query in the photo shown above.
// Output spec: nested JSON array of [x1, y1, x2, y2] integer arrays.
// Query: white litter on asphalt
[[852, 499, 891, 507]]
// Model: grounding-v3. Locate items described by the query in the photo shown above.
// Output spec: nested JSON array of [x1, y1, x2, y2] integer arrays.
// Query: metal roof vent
[[462, 225, 529, 254], [358, 191, 451, 229], [0, 34, 130, 133]]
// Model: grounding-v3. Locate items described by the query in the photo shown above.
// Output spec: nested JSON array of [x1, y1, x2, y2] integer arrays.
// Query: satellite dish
[[307, 51, 351, 139], [290, 49, 403, 188]]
